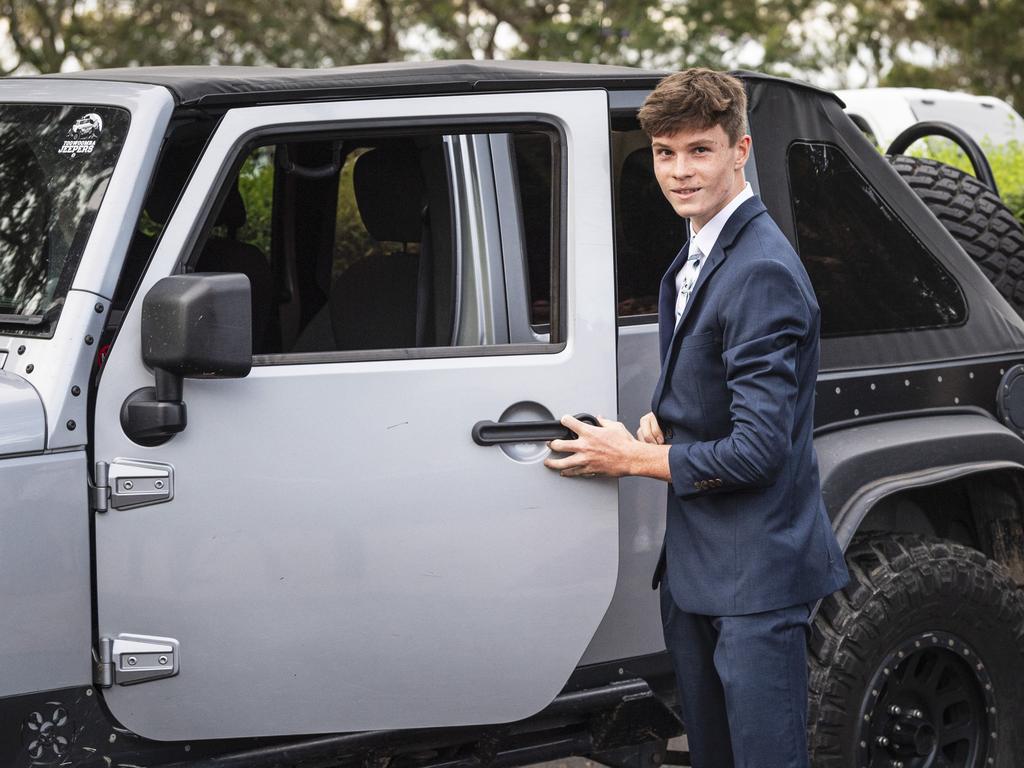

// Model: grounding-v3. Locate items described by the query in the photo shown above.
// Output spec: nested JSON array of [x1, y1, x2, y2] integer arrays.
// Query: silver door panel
[[94, 90, 619, 739]]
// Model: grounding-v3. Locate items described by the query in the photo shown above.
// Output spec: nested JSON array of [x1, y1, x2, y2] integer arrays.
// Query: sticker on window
[[58, 113, 104, 157]]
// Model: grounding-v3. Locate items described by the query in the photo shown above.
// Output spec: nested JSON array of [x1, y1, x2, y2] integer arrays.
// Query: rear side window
[[614, 138, 685, 319], [0, 104, 129, 332], [787, 141, 966, 336]]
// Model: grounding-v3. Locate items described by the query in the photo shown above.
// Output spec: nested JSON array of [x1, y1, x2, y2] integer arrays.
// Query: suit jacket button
[[700, 480, 709, 490], [664, 427, 674, 440], [714, 478, 723, 487], [694, 481, 701, 490]]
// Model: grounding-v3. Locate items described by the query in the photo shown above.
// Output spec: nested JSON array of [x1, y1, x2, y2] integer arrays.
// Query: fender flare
[[814, 413, 1024, 550]]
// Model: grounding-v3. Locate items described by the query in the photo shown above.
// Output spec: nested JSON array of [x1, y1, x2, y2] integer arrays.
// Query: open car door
[[92, 89, 620, 740]]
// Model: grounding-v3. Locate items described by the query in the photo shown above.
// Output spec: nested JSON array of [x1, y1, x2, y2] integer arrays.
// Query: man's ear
[[734, 135, 752, 170]]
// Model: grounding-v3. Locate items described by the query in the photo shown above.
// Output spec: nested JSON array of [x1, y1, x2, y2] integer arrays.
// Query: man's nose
[[670, 157, 693, 178]]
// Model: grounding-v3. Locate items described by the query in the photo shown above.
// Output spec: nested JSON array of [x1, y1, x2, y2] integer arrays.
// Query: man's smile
[[671, 186, 702, 199]]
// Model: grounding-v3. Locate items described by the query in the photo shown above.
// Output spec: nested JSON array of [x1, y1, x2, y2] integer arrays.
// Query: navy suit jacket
[[652, 195, 848, 616]]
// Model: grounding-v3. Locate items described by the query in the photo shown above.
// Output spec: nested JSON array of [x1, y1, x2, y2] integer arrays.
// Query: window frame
[[176, 115, 568, 366]]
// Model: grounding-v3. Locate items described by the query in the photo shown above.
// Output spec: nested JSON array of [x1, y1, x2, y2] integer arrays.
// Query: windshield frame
[[0, 80, 174, 341], [0, 102, 133, 336]]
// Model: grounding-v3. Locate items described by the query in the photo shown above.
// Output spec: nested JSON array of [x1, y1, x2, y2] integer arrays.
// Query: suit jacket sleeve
[[667, 257, 811, 499]]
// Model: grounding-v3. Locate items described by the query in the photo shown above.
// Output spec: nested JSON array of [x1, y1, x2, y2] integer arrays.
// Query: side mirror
[[122, 273, 252, 446]]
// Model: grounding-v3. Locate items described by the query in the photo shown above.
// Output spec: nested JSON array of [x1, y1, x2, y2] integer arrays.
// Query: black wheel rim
[[855, 631, 997, 768]]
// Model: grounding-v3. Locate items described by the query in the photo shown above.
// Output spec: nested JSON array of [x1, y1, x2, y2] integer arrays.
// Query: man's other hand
[[637, 411, 665, 444]]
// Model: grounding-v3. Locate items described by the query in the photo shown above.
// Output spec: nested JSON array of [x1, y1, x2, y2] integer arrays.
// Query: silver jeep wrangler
[[1, 62, 1023, 768]]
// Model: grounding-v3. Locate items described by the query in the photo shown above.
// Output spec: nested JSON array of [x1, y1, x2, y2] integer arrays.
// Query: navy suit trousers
[[660, 584, 812, 768]]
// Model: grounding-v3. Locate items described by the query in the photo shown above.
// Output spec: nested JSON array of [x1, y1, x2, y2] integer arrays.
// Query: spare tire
[[888, 154, 1024, 315]]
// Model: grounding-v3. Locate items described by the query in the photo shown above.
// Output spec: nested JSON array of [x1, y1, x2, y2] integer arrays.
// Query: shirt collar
[[688, 182, 754, 258]]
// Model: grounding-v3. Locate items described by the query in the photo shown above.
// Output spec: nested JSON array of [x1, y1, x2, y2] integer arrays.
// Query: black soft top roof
[[32, 60, 840, 108]]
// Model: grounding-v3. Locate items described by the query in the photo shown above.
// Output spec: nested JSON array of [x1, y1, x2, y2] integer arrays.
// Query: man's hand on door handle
[[545, 414, 671, 482]]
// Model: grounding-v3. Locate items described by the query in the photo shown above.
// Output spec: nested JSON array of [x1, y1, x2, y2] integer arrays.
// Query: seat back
[[329, 146, 427, 351]]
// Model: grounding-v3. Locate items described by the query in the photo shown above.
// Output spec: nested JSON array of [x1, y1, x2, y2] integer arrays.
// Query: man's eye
[[693, 147, 709, 154]]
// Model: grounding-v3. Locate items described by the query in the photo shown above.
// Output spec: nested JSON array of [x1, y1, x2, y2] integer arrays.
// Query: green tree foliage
[[406, 0, 803, 70], [0, 0, 80, 74], [2, 0, 1023, 115], [0, 0, 809, 74], [0, 0, 407, 71], [883, 0, 1024, 109], [813, 0, 1024, 107]]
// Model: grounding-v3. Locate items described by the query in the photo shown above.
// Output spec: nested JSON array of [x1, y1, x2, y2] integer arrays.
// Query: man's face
[[651, 123, 751, 232]]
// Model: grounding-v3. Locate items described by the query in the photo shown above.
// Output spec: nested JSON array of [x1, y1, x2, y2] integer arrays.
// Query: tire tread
[[808, 534, 1024, 766]]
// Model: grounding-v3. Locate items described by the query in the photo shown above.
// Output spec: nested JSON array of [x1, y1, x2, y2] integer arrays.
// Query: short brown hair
[[638, 68, 748, 145]]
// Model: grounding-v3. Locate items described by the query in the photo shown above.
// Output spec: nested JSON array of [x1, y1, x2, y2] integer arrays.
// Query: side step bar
[[156, 678, 685, 768]]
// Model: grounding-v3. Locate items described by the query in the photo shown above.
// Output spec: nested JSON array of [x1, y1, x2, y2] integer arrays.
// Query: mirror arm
[[121, 369, 188, 447], [154, 368, 184, 403]]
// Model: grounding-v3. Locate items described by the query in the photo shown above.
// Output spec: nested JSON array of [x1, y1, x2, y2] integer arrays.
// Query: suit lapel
[[651, 196, 768, 412]]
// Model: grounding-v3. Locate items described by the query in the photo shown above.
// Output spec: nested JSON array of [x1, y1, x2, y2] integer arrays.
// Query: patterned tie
[[674, 245, 703, 325]]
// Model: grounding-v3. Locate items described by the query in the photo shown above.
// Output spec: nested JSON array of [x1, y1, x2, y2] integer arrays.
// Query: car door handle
[[472, 413, 599, 446]]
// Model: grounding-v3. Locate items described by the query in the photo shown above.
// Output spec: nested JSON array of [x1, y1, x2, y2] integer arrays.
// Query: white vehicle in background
[[837, 86, 1024, 151]]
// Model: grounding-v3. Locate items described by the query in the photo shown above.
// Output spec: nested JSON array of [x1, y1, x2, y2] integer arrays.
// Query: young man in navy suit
[[545, 69, 849, 767]]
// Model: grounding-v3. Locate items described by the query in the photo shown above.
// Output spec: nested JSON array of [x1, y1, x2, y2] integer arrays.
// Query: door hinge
[[95, 634, 180, 688], [90, 459, 174, 513]]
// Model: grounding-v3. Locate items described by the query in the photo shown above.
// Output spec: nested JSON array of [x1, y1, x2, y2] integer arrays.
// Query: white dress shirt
[[674, 182, 754, 326]]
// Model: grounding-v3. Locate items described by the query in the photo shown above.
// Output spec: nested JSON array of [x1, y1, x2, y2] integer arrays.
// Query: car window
[[509, 133, 554, 329], [612, 128, 686, 321], [787, 141, 967, 337], [187, 127, 559, 360]]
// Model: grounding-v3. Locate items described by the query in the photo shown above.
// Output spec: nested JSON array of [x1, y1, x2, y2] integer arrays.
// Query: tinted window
[[788, 142, 966, 336], [511, 133, 554, 327], [0, 104, 129, 331], [614, 136, 685, 318]]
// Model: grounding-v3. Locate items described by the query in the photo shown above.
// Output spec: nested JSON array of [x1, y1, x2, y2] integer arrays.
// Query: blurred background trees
[[0, 0, 1021, 107]]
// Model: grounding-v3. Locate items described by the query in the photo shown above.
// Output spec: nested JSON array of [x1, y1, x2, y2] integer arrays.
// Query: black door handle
[[472, 413, 600, 446]]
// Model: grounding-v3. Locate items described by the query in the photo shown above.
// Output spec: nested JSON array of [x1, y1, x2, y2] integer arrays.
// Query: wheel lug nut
[[909, 709, 923, 719], [876, 735, 890, 747], [888, 704, 902, 716]]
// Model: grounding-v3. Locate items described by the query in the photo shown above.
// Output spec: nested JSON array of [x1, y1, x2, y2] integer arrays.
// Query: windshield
[[0, 104, 129, 333]]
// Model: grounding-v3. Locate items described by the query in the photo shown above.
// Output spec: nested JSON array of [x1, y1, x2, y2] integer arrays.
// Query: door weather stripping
[[90, 459, 174, 512], [96, 634, 180, 687]]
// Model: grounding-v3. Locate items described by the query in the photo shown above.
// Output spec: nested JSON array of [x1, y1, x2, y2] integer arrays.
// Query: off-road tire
[[808, 535, 1024, 767], [888, 154, 1024, 316]]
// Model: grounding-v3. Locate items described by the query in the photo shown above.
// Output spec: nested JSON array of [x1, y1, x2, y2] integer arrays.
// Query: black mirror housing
[[142, 273, 252, 379]]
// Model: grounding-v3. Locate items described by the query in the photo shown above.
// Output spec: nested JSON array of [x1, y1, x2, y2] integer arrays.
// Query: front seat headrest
[[353, 146, 426, 243], [215, 184, 247, 232]]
